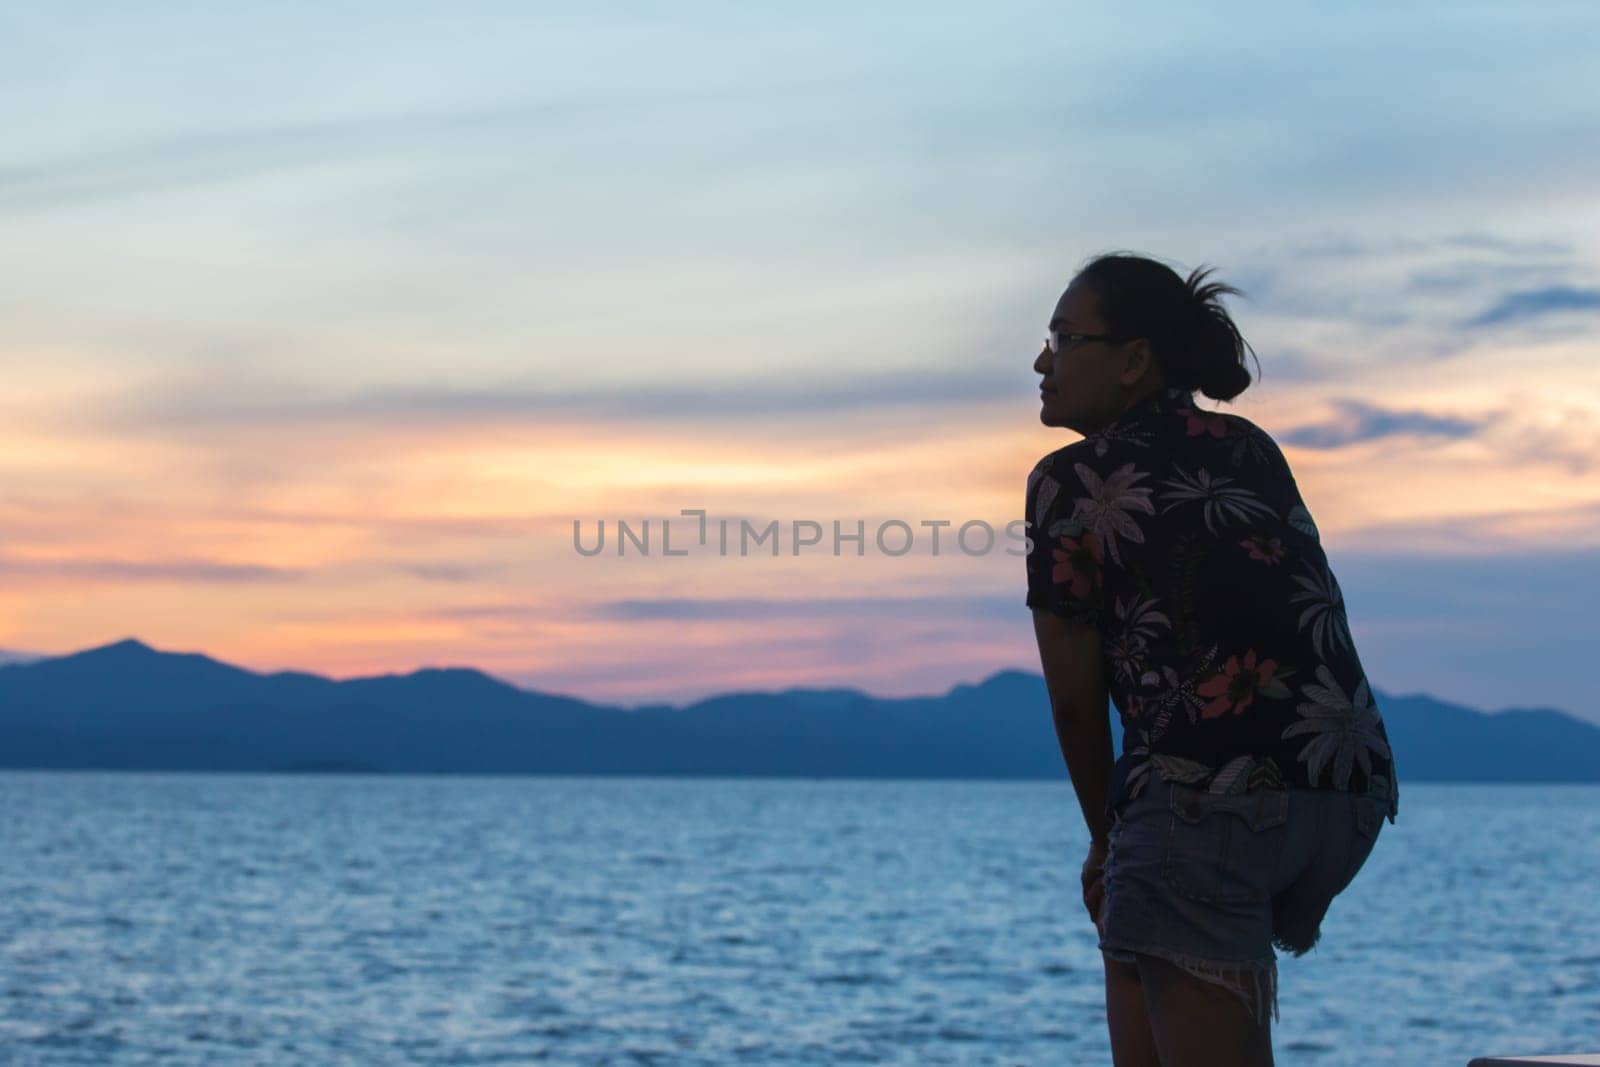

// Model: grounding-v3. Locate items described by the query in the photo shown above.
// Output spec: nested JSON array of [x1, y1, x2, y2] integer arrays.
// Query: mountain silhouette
[[0, 638, 1595, 780]]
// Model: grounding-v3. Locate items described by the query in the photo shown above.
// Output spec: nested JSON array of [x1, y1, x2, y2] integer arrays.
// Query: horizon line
[[2, 635, 1581, 723]]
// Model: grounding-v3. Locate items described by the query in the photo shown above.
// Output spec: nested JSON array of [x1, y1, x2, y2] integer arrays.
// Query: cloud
[[0, 98, 664, 215], [1246, 346, 1343, 385], [1465, 286, 1600, 328], [1279, 399, 1488, 449], [1336, 500, 1600, 554], [1404, 258, 1574, 298], [1239, 231, 1589, 331], [0, 557, 300, 582], [410, 594, 1022, 625], [395, 562, 507, 583], [94, 364, 1026, 432], [1276, 232, 1568, 262], [596, 594, 1018, 622]]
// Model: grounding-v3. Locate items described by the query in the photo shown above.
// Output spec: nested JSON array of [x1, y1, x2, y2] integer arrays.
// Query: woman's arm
[[1032, 608, 1115, 844]]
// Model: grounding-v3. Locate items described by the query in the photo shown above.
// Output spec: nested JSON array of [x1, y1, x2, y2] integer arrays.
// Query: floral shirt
[[1025, 384, 1399, 825]]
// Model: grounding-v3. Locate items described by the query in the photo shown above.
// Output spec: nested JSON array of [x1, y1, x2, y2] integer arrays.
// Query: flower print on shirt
[[1197, 649, 1278, 718], [1240, 533, 1286, 564], [1025, 462, 1109, 628], [1175, 401, 1229, 439], [1051, 531, 1103, 602]]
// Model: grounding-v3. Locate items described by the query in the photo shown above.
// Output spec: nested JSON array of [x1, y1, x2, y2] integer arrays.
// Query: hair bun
[[1200, 359, 1252, 402], [1069, 252, 1260, 404]]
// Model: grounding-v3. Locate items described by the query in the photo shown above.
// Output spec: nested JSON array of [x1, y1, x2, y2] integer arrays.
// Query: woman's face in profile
[[1035, 282, 1127, 435]]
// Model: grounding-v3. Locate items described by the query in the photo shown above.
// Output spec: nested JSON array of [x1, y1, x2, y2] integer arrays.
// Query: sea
[[1, 772, 1596, 1066]]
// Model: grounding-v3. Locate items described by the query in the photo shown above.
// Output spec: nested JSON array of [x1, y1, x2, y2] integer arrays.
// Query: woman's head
[[1034, 252, 1259, 433]]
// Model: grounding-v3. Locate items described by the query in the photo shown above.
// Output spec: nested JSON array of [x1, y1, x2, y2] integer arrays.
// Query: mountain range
[[0, 638, 1595, 781]]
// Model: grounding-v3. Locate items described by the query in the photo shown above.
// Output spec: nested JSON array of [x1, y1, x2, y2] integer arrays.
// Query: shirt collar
[[1100, 384, 1196, 433]]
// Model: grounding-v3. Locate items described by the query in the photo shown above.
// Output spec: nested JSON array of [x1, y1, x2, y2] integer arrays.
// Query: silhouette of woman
[[1026, 252, 1399, 1066]]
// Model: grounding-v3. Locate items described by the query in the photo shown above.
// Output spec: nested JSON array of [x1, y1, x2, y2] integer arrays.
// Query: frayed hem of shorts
[[1271, 905, 1326, 958], [1272, 926, 1323, 958], [1100, 941, 1278, 1028]]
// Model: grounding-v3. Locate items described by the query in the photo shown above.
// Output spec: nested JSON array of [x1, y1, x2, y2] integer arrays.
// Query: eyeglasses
[[1045, 329, 1120, 353]]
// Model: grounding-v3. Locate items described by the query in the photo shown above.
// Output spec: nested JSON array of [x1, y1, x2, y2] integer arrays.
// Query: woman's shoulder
[[1026, 437, 1126, 525], [1211, 407, 1278, 444], [1029, 437, 1102, 484], [1190, 409, 1296, 480], [1031, 437, 1103, 470]]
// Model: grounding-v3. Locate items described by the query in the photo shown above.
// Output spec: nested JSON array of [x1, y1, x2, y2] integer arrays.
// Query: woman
[[1025, 252, 1399, 1066]]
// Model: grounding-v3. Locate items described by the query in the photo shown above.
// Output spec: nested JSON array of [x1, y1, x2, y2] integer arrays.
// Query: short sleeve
[[1024, 454, 1106, 629]]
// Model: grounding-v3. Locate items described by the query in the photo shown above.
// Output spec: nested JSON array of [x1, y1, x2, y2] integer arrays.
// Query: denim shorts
[[1096, 772, 1388, 1028]]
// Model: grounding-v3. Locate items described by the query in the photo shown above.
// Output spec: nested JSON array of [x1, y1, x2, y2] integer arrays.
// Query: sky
[[3, 2, 1599, 721]]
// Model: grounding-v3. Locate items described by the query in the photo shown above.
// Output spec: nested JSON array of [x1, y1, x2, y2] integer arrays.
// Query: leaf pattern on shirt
[[1145, 641, 1220, 739], [1227, 423, 1281, 468], [1083, 423, 1158, 459], [1286, 504, 1320, 542], [1152, 752, 1213, 783], [1140, 752, 1288, 797], [1106, 592, 1172, 689], [1166, 532, 1209, 658], [1123, 744, 1154, 801], [1065, 461, 1156, 568], [1157, 467, 1280, 534], [1281, 665, 1391, 790], [1289, 563, 1354, 660], [1031, 470, 1061, 524], [1207, 754, 1257, 794]]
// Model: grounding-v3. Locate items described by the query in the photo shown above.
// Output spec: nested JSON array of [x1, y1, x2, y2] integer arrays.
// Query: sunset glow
[[4, 4, 1599, 719]]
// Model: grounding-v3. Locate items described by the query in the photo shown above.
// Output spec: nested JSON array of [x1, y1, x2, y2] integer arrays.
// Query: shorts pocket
[[1338, 794, 1387, 890], [1352, 794, 1385, 842], [1162, 783, 1290, 905]]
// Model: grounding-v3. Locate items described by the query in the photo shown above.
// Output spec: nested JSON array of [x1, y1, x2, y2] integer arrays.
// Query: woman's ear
[[1118, 337, 1156, 385]]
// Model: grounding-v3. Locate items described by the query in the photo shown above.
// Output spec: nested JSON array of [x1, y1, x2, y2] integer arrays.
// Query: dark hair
[[1070, 252, 1260, 403]]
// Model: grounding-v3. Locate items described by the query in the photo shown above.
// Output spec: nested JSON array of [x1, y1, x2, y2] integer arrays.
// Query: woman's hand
[[1082, 838, 1109, 932]]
